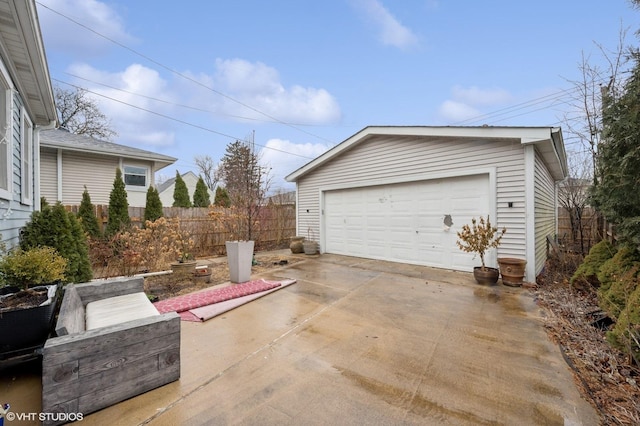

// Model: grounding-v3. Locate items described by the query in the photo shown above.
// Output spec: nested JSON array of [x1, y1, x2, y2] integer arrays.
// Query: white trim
[[524, 145, 536, 282], [56, 148, 62, 201], [123, 164, 150, 191], [319, 168, 497, 261], [33, 120, 56, 210], [20, 108, 33, 205], [295, 182, 300, 236], [287, 126, 559, 182], [0, 85, 12, 200]]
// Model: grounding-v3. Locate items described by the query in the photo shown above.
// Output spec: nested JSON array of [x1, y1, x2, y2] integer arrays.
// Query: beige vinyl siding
[[40, 147, 58, 202], [534, 148, 556, 275], [61, 151, 119, 205], [297, 135, 526, 259]]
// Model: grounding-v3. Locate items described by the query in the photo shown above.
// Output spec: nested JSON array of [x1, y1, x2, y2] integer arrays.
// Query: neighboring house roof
[[40, 128, 177, 172], [0, 0, 57, 126], [286, 126, 568, 182], [264, 190, 296, 205], [157, 171, 215, 206]]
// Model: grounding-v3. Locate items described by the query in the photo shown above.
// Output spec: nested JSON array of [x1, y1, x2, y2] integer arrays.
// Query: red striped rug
[[154, 279, 282, 317]]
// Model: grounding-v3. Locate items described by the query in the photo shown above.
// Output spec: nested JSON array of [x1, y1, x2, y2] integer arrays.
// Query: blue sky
[[36, 0, 638, 192]]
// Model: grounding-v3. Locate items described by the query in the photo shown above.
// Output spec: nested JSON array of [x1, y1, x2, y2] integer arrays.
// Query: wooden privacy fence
[[557, 206, 617, 254], [65, 205, 297, 256]]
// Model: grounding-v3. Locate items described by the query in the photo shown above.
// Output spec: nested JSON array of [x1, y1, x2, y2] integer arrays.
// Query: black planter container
[[0, 285, 58, 355]]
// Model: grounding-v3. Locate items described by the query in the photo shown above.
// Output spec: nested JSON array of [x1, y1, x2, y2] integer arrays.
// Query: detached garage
[[286, 126, 567, 283]]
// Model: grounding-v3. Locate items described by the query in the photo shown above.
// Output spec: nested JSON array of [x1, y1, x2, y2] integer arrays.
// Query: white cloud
[[208, 59, 342, 125], [450, 85, 512, 107], [259, 139, 333, 191], [352, 0, 420, 50], [66, 63, 176, 146], [438, 85, 513, 123], [37, 0, 136, 56], [438, 101, 481, 123]]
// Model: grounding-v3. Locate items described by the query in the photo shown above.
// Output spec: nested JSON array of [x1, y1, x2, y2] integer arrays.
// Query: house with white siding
[[39, 129, 176, 207], [286, 126, 567, 283], [157, 171, 214, 207], [0, 0, 58, 248]]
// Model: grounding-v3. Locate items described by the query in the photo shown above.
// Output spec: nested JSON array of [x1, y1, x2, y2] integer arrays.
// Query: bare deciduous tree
[[54, 86, 117, 141], [557, 155, 593, 254], [560, 27, 629, 185], [194, 155, 219, 192], [559, 27, 630, 249], [218, 135, 272, 241]]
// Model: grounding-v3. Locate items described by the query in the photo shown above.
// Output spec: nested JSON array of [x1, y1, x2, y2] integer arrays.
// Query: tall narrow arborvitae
[[172, 171, 192, 207], [106, 168, 130, 235], [78, 186, 102, 238]]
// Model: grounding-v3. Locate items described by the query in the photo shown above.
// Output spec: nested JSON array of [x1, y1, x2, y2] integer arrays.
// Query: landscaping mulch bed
[[144, 251, 305, 302], [535, 253, 640, 425]]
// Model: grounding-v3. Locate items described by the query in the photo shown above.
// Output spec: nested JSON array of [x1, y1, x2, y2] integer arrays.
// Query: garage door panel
[[325, 174, 490, 272]]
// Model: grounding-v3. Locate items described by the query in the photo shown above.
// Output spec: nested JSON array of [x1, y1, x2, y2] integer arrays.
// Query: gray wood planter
[[226, 240, 255, 283]]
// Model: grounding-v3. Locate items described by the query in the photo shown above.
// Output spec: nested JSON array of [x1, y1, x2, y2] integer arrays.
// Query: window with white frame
[[123, 165, 148, 187], [0, 82, 9, 200], [20, 109, 33, 204]]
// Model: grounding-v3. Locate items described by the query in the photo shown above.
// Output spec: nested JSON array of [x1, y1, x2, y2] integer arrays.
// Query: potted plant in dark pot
[[0, 246, 67, 356], [456, 215, 506, 285], [169, 220, 197, 277]]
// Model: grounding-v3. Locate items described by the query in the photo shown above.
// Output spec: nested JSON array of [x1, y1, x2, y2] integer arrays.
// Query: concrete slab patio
[[1, 254, 600, 425]]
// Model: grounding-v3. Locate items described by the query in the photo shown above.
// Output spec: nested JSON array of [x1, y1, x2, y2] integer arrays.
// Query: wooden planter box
[[42, 278, 180, 425]]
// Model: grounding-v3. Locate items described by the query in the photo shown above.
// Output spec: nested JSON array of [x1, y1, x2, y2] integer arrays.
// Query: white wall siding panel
[[297, 136, 527, 261], [324, 174, 490, 270], [61, 151, 119, 205], [40, 147, 58, 202], [534, 148, 556, 276]]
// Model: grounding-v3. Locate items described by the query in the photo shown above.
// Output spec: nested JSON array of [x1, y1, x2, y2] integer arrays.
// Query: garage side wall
[[296, 136, 527, 261], [533, 147, 556, 277]]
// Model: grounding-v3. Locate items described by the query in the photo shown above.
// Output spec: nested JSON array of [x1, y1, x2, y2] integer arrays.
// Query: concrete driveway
[[2, 254, 599, 425]]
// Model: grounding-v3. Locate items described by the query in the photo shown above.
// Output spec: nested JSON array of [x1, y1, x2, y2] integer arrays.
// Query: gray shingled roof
[[40, 129, 177, 168]]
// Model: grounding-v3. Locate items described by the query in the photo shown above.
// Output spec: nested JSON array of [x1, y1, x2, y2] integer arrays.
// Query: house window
[[20, 109, 33, 204], [0, 86, 9, 199], [123, 165, 147, 187]]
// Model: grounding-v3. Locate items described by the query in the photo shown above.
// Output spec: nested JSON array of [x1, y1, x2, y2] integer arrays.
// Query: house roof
[[157, 170, 199, 193], [0, 0, 57, 126], [286, 126, 568, 182], [40, 128, 177, 172]]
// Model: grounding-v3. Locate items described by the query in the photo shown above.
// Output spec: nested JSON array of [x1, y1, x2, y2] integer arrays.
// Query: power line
[[53, 78, 315, 160], [63, 71, 338, 127], [36, 1, 336, 145]]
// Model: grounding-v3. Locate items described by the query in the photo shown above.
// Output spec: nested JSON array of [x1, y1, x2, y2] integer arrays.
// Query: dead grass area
[[536, 253, 640, 425], [144, 251, 306, 301]]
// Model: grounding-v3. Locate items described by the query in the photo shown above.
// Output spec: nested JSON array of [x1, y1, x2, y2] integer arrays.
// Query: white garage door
[[324, 174, 490, 271]]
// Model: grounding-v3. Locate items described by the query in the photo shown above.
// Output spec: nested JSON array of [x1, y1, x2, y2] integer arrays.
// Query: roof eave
[[286, 125, 566, 182], [9, 0, 57, 125]]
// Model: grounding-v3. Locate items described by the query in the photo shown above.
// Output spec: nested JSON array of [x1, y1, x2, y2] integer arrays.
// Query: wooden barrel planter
[[498, 258, 527, 287]]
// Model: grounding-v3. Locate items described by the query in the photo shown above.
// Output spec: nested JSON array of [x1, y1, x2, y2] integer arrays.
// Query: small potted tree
[[456, 215, 506, 285], [168, 218, 197, 277], [0, 246, 67, 354]]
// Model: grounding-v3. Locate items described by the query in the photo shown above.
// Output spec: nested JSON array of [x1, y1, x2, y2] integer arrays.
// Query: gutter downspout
[[34, 120, 57, 211]]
